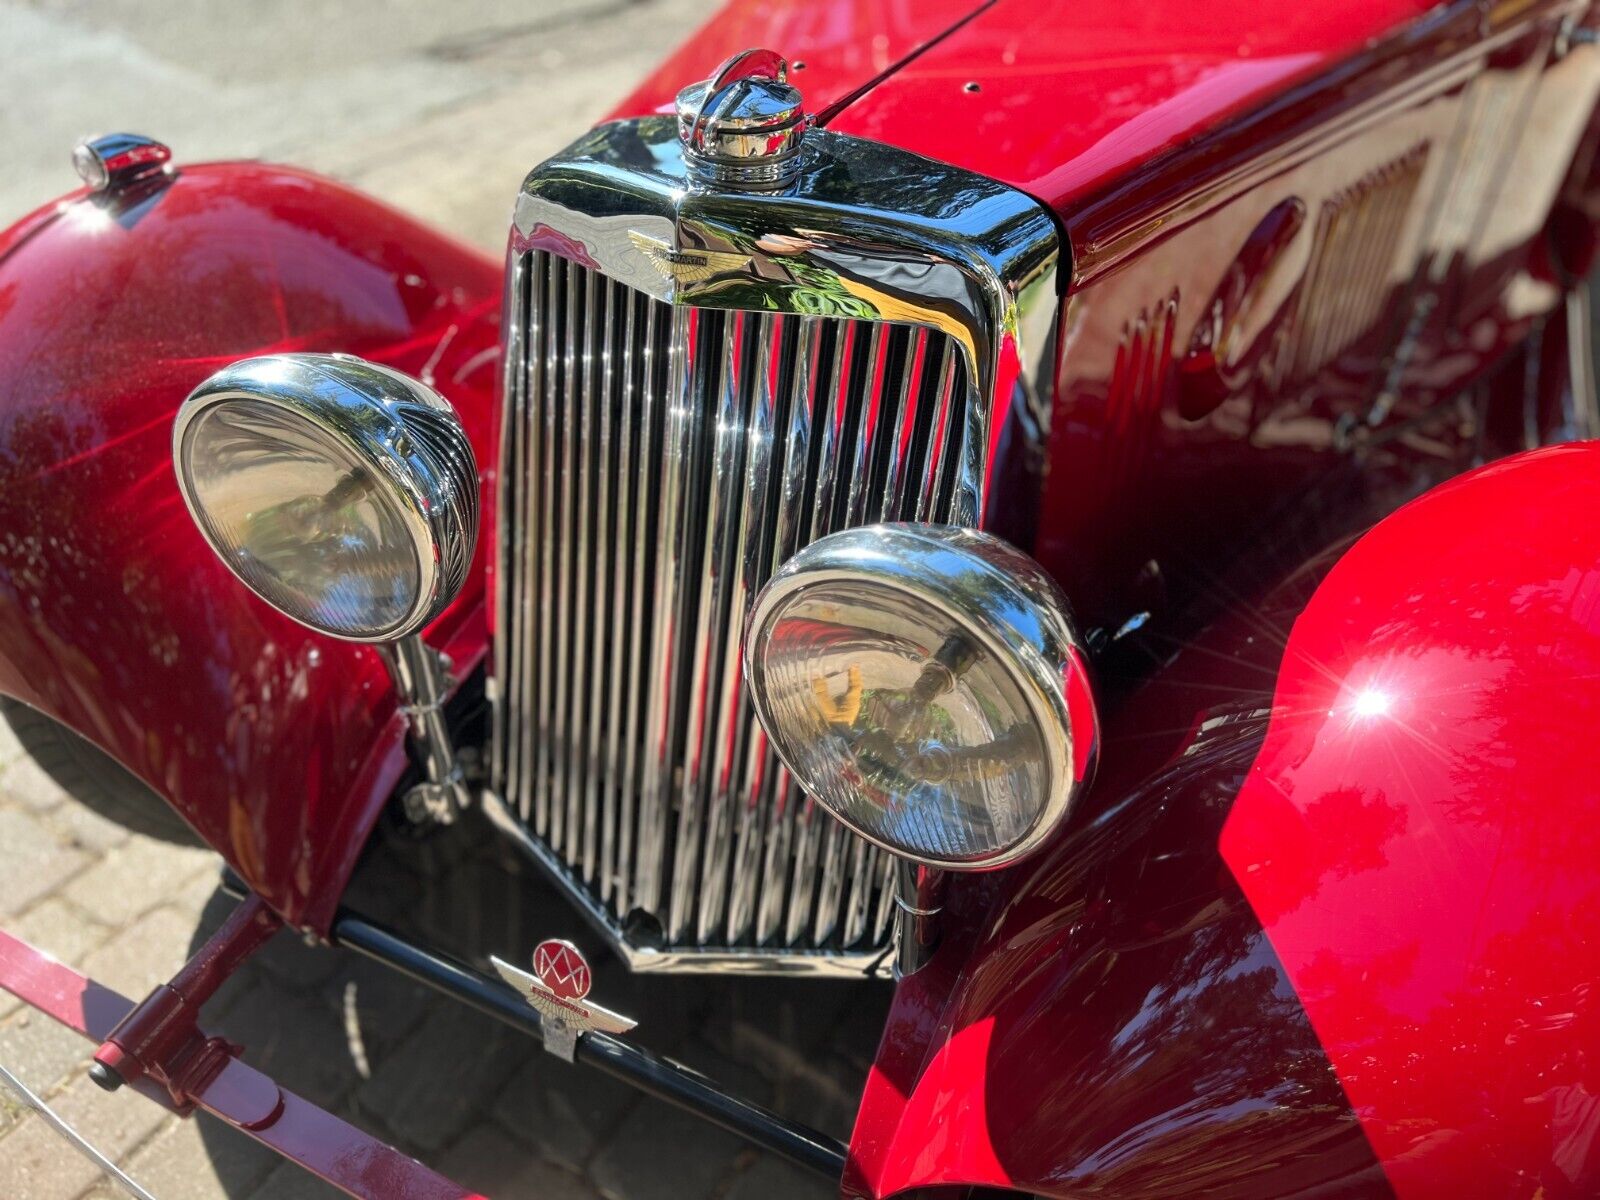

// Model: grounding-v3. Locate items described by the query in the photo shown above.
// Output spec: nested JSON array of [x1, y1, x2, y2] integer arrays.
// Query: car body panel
[[620, 0, 1600, 638], [2, 0, 1599, 1193], [1005, 0, 1596, 634], [845, 442, 1600, 1199], [607, 0, 991, 122], [825, 0, 1448, 217], [0, 164, 501, 931], [843, 533, 1389, 1199], [1222, 442, 1600, 1197]]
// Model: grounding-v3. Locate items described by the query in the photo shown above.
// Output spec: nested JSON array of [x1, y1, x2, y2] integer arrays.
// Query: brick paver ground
[[0, 691, 888, 1199], [0, 2, 892, 1196]]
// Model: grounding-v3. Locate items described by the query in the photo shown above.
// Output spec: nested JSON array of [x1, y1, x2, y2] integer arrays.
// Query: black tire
[[0, 697, 200, 846]]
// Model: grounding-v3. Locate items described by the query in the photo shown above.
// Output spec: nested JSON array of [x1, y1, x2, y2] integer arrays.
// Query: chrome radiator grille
[[494, 248, 975, 965]]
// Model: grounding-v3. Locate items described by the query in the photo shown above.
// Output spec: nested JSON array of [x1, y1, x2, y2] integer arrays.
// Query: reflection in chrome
[[745, 524, 1099, 872], [491, 113, 1060, 972], [71, 132, 171, 194], [380, 636, 471, 826], [1561, 281, 1600, 442], [174, 354, 479, 643], [676, 49, 808, 192], [894, 860, 946, 977], [1289, 145, 1428, 381]]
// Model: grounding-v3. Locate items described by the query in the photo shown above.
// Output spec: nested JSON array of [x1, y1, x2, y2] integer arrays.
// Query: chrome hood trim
[[510, 116, 1059, 520]]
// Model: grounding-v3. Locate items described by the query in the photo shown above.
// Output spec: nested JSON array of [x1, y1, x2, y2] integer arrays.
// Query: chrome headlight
[[744, 525, 1098, 870], [173, 353, 478, 642]]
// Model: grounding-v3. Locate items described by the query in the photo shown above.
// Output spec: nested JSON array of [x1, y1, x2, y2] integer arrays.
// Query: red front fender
[[1222, 442, 1600, 1197], [846, 442, 1600, 1198], [0, 163, 501, 932]]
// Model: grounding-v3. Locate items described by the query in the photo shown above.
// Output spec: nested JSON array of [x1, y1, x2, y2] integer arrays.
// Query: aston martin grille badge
[[628, 230, 754, 288], [491, 939, 636, 1062]]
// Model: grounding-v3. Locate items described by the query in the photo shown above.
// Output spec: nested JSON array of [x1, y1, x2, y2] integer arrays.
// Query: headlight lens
[[173, 354, 478, 642], [744, 525, 1097, 870]]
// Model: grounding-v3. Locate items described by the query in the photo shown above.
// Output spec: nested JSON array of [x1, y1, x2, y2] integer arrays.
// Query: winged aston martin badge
[[628, 229, 754, 288], [491, 939, 636, 1061]]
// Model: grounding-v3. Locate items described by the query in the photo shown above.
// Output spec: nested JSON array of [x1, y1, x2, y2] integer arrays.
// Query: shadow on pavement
[[189, 809, 890, 1199]]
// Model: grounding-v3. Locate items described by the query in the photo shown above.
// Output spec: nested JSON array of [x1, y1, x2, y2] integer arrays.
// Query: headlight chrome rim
[[173, 353, 479, 643], [744, 524, 1099, 872]]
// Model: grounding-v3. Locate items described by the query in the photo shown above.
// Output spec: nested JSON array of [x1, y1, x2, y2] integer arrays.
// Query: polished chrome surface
[[490, 938, 636, 1061], [1288, 145, 1428, 382], [492, 115, 1060, 972], [71, 132, 171, 194], [745, 524, 1099, 871], [379, 636, 470, 825], [892, 861, 946, 978], [174, 354, 479, 643], [676, 49, 807, 191], [1561, 280, 1600, 442]]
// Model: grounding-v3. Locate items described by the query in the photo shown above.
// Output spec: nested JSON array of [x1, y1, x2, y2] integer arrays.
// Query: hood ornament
[[676, 48, 807, 191], [72, 133, 172, 196], [491, 939, 636, 1061]]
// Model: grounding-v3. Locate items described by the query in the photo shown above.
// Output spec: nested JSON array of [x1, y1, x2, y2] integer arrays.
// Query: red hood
[[612, 0, 1440, 228], [606, 0, 994, 122]]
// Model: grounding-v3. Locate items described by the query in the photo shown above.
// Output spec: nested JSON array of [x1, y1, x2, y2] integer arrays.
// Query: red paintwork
[[0, 924, 484, 1199], [823, 0, 1445, 217], [0, 927, 163, 1075], [1015, 0, 1592, 633], [1222, 443, 1600, 1198], [624, 0, 1600, 646], [5, 0, 1600, 1193], [829, 0, 1600, 1185], [842, 534, 1388, 1198], [843, 443, 1600, 1198], [0, 164, 501, 933], [94, 894, 281, 1097], [607, 0, 990, 123]]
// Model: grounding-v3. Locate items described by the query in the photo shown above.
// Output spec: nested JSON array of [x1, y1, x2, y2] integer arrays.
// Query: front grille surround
[[491, 118, 1060, 973]]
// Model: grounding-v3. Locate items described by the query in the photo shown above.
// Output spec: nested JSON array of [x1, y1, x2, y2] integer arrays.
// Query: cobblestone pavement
[[0, 711, 890, 1199], [0, 3, 893, 1197]]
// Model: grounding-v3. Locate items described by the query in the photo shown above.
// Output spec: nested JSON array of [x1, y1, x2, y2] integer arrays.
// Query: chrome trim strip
[[491, 250, 526, 806], [636, 305, 693, 915], [553, 262, 580, 854], [572, 275, 601, 883], [535, 258, 560, 837]]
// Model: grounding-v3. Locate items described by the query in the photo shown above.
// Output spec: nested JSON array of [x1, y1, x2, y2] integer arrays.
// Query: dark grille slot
[[494, 254, 980, 963]]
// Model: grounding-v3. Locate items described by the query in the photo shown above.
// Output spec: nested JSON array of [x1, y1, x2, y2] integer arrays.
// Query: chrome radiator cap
[[675, 48, 807, 191]]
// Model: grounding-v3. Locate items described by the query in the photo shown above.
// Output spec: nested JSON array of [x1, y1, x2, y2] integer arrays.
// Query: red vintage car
[[3, 0, 1600, 1196]]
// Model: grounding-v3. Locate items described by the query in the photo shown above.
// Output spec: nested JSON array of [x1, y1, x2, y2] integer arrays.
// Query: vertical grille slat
[[497, 253, 982, 966], [551, 264, 582, 854], [570, 270, 603, 876], [495, 251, 531, 820], [670, 309, 745, 942], [599, 282, 631, 903], [586, 278, 619, 890], [615, 298, 665, 916], [701, 312, 779, 944], [636, 305, 695, 916], [534, 257, 562, 838]]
